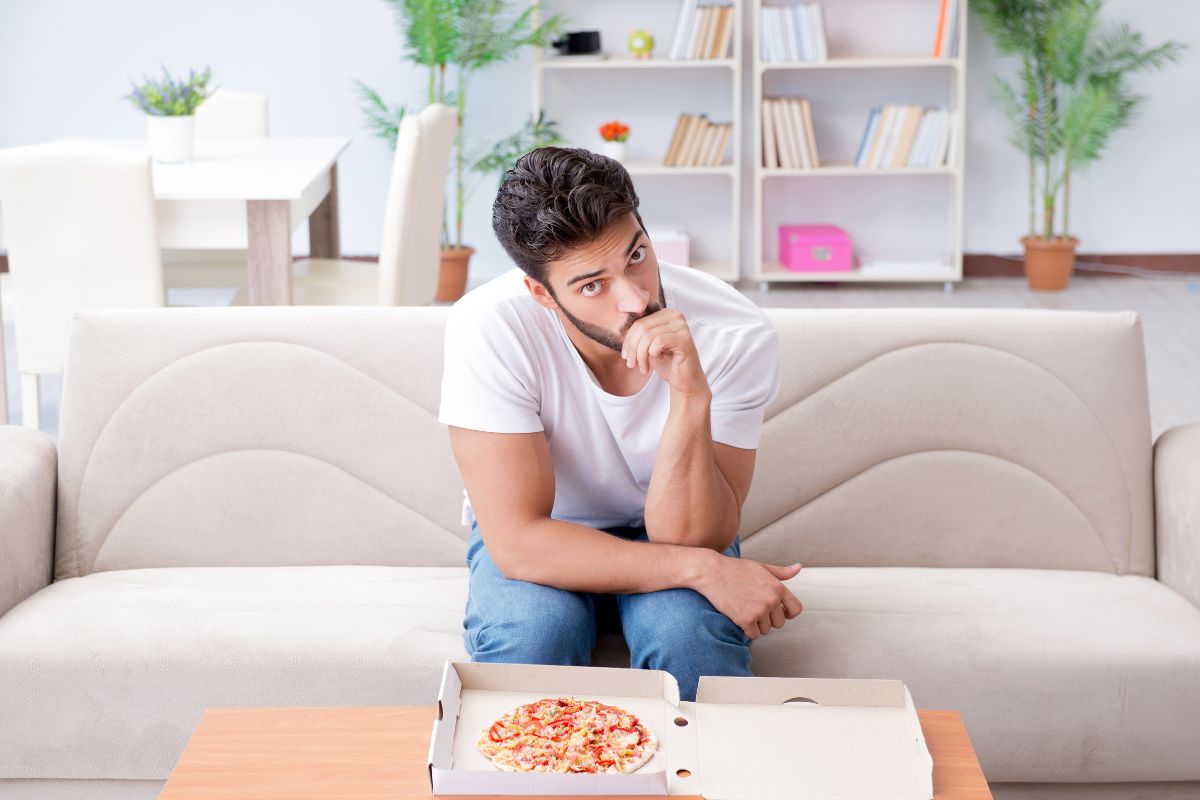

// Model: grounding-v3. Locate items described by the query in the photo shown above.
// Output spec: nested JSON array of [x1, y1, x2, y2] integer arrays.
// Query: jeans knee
[[467, 608, 594, 666]]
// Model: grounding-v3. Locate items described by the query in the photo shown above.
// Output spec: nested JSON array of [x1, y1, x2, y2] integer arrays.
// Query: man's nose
[[615, 279, 650, 314]]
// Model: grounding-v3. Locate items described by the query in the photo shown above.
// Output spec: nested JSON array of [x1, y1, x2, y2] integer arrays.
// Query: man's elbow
[[645, 519, 738, 552]]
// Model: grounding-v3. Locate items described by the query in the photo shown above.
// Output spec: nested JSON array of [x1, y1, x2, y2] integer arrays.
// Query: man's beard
[[553, 281, 668, 354]]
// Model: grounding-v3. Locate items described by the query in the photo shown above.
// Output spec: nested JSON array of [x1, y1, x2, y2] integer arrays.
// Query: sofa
[[1, 305, 1197, 800]]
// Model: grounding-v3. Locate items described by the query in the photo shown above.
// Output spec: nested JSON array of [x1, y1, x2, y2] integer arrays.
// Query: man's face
[[531, 214, 666, 354]]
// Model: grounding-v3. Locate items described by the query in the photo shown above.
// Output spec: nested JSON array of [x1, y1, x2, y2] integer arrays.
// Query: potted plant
[[356, 0, 565, 301], [973, 0, 1186, 290], [598, 121, 630, 162], [126, 66, 214, 163]]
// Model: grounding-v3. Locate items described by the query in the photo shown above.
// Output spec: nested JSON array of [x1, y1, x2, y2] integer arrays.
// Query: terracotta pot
[[1021, 236, 1079, 291], [436, 246, 474, 302]]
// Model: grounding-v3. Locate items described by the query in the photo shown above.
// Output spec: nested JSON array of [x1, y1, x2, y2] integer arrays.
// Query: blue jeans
[[463, 522, 752, 702]]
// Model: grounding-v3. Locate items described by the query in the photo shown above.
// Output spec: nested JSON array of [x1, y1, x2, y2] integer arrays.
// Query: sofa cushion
[[3, 566, 1197, 785], [0, 566, 468, 780], [750, 568, 1200, 784]]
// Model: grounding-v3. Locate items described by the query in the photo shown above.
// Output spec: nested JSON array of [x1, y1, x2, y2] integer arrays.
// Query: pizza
[[477, 697, 658, 774]]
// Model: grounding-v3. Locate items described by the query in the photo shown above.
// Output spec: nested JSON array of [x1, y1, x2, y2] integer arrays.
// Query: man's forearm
[[643, 388, 740, 551], [489, 516, 717, 594]]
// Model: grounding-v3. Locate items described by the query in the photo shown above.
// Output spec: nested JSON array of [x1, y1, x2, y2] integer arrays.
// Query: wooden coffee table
[[159, 706, 991, 799]]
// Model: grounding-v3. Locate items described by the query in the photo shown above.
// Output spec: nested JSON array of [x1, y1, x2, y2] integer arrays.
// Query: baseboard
[[964, 252, 1200, 277]]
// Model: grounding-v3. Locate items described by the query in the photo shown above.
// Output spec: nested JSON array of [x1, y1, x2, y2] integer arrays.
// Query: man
[[438, 147, 802, 701]]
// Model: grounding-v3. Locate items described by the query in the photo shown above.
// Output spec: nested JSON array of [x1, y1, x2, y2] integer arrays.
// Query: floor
[[2, 267, 1198, 441]]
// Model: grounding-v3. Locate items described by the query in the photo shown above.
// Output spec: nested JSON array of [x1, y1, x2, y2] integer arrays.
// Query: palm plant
[[356, 0, 565, 252], [974, 0, 1186, 243]]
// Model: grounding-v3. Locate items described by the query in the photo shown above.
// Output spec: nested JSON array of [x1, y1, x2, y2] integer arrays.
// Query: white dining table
[[0, 136, 350, 422], [0, 136, 351, 306]]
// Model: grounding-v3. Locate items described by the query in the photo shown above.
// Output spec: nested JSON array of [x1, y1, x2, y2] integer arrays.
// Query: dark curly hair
[[491, 147, 646, 288]]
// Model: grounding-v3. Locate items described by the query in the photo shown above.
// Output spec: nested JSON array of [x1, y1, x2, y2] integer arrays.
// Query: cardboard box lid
[[689, 676, 933, 800]]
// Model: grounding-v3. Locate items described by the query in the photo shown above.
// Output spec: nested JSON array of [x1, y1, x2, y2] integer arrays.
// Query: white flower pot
[[601, 140, 627, 162], [146, 115, 196, 163]]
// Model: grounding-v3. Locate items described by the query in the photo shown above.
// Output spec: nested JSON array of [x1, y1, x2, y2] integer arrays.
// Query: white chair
[[291, 102, 457, 306], [194, 88, 269, 139], [0, 141, 164, 429]]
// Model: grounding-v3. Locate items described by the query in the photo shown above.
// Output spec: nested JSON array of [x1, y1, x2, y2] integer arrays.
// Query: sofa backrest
[[54, 306, 1154, 580], [741, 308, 1154, 576]]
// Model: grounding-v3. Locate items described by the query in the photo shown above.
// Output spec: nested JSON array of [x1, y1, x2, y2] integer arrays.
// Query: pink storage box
[[779, 224, 854, 272]]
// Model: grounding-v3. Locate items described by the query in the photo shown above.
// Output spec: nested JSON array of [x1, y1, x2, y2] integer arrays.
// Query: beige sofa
[[1, 306, 1197, 800]]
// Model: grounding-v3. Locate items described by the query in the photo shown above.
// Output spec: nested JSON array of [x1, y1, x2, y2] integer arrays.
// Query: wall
[[1, 0, 1196, 284]]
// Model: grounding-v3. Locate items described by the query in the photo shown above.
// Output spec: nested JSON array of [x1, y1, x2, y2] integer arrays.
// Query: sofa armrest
[[0, 425, 57, 618], [1155, 423, 1200, 610]]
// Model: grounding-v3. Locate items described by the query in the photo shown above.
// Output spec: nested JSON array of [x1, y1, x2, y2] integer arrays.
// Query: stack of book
[[932, 0, 961, 58], [760, 3, 827, 62], [760, 96, 820, 169], [853, 105, 955, 169], [663, 114, 735, 167], [668, 1, 736, 60]]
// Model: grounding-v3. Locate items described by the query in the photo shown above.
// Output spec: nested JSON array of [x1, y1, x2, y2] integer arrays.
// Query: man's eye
[[630, 245, 646, 264], [581, 281, 602, 297]]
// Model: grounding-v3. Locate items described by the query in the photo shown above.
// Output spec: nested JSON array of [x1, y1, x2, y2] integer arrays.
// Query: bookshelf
[[531, 1, 743, 282], [750, 0, 968, 287]]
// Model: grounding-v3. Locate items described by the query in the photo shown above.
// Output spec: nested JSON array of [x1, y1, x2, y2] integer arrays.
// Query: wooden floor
[[2, 271, 1198, 439]]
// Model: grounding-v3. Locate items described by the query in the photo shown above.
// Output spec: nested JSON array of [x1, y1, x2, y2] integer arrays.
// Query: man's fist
[[692, 553, 804, 640], [621, 309, 709, 396]]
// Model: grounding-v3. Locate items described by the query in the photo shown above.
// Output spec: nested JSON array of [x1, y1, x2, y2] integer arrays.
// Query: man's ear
[[523, 275, 558, 311]]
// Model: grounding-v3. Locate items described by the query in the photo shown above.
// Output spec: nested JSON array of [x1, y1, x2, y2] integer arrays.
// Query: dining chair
[[0, 141, 164, 429], [194, 88, 269, 139], [291, 102, 457, 306]]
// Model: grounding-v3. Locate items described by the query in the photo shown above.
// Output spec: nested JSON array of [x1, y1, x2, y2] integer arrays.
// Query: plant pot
[[600, 140, 627, 162], [146, 115, 196, 163], [1021, 236, 1078, 291], [436, 246, 474, 302]]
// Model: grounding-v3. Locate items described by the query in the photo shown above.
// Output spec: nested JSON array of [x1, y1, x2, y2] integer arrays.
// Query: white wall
[[1, 0, 1196, 286]]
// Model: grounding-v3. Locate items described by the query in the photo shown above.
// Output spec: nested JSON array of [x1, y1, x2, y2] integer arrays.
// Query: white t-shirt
[[438, 261, 781, 530]]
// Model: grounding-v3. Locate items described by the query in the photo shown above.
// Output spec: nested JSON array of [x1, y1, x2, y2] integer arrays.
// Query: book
[[714, 123, 733, 166], [685, 5, 707, 59], [762, 98, 779, 168], [809, 4, 828, 60], [890, 105, 924, 168], [854, 107, 881, 167], [681, 114, 710, 166], [716, 6, 735, 59], [907, 111, 933, 167], [782, 7, 800, 62], [785, 97, 809, 169], [773, 98, 797, 168], [864, 104, 894, 169], [700, 7, 720, 59], [669, 0, 699, 60], [800, 97, 820, 166], [664, 114, 690, 166], [932, 0, 949, 58]]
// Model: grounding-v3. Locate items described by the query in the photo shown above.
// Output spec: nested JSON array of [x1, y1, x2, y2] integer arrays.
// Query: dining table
[[0, 136, 351, 423]]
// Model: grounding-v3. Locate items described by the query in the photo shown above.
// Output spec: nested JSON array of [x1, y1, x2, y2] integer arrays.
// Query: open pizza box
[[427, 661, 933, 799]]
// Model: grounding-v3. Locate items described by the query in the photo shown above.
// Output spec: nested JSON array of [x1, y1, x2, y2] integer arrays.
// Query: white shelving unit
[[532, 1, 743, 282], [750, 1, 968, 286]]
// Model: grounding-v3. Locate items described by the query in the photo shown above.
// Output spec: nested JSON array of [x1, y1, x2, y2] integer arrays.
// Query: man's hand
[[691, 551, 804, 640], [622, 309, 708, 396]]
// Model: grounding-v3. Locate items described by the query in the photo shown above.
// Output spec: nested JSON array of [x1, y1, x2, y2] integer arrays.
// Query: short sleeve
[[707, 325, 781, 449], [438, 302, 544, 433]]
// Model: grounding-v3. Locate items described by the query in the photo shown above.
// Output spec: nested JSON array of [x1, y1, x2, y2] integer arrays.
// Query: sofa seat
[[748, 567, 1200, 784], [0, 565, 469, 780], [3, 565, 1199, 786]]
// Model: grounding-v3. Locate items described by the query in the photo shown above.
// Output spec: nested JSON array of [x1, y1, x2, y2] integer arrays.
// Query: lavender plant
[[126, 66, 215, 117]]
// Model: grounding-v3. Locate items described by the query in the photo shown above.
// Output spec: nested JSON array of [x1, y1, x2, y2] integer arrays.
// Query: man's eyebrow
[[566, 269, 605, 288], [565, 233, 645, 287], [625, 231, 644, 258]]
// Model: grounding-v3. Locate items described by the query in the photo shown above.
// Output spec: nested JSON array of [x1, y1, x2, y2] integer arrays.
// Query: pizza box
[[427, 661, 933, 799]]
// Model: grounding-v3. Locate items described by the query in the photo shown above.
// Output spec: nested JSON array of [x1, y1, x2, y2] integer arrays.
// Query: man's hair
[[491, 147, 645, 288]]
